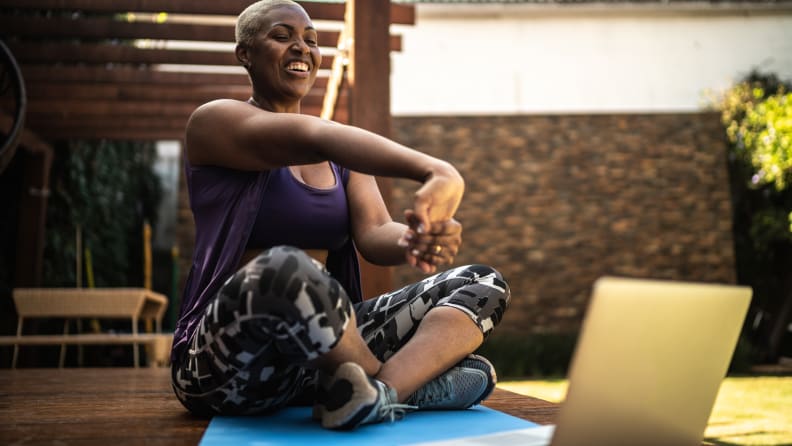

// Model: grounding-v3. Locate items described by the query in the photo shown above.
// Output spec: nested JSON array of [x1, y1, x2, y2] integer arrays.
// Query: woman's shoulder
[[190, 99, 250, 120]]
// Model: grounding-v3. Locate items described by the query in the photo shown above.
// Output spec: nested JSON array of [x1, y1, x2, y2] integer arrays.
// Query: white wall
[[390, 5, 792, 115]]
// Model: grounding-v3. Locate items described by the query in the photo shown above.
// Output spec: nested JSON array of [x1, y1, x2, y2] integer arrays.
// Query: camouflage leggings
[[171, 245, 510, 416]]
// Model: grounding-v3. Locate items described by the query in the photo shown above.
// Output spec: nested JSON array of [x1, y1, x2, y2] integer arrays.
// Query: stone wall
[[390, 113, 736, 334], [175, 112, 737, 335]]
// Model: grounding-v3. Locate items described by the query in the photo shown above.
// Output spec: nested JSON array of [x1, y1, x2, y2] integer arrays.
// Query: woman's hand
[[399, 210, 463, 274], [411, 161, 465, 233]]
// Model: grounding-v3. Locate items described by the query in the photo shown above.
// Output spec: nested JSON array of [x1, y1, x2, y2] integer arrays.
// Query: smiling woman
[[171, 0, 511, 433], [235, 0, 321, 112]]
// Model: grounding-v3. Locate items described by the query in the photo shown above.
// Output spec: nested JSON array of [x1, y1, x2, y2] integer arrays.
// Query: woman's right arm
[[186, 99, 465, 227]]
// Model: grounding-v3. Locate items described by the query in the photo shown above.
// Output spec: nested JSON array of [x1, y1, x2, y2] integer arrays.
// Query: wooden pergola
[[0, 0, 414, 296]]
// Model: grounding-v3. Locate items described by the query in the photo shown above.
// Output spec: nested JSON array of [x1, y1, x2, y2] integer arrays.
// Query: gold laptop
[[412, 276, 752, 446], [549, 276, 752, 446]]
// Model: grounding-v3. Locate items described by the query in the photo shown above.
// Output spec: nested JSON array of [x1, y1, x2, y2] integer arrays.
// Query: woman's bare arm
[[186, 99, 464, 229]]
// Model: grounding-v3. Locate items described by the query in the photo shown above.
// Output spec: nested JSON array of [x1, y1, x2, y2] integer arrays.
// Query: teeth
[[287, 62, 309, 72]]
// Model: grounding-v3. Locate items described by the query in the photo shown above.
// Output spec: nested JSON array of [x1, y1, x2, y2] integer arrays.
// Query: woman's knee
[[444, 264, 510, 335], [250, 245, 351, 332]]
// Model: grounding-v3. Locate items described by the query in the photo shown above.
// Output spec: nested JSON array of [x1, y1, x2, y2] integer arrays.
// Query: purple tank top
[[172, 160, 361, 362], [247, 164, 349, 251]]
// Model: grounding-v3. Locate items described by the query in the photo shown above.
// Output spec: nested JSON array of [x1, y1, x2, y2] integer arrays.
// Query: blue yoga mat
[[200, 405, 538, 446]]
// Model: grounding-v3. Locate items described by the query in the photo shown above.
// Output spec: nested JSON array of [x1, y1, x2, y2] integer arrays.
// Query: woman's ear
[[235, 44, 250, 68]]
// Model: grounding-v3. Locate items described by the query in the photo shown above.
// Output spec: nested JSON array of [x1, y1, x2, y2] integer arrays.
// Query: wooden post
[[347, 0, 393, 298], [14, 145, 53, 287]]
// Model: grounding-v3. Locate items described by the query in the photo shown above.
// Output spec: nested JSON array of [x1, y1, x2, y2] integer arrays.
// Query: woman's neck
[[249, 94, 300, 114]]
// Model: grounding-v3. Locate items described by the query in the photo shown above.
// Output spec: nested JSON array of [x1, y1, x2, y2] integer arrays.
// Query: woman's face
[[242, 5, 321, 105]]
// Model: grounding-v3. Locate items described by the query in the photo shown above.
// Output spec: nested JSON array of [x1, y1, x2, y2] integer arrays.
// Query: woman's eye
[[273, 34, 289, 41], [305, 39, 317, 46]]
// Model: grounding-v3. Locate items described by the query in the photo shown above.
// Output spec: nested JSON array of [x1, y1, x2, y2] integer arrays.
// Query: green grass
[[498, 376, 792, 446]]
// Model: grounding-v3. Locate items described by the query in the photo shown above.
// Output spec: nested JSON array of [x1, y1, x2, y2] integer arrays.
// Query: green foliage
[[475, 333, 578, 378], [42, 140, 161, 287], [719, 71, 792, 362], [724, 82, 792, 191]]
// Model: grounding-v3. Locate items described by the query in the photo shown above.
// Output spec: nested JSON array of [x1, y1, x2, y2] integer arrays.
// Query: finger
[[409, 235, 460, 256], [411, 197, 431, 234], [404, 209, 427, 235]]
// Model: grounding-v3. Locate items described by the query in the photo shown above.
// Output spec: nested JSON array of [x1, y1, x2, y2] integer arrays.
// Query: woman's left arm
[[347, 171, 462, 273], [347, 170, 408, 266]]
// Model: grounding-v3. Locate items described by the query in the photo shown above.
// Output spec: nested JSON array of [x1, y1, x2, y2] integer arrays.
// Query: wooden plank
[[24, 109, 347, 141], [0, 1, 415, 25], [29, 128, 189, 141], [0, 368, 553, 446], [23, 93, 339, 118], [25, 82, 345, 103], [26, 100, 200, 117], [27, 116, 190, 132], [21, 65, 252, 86], [0, 15, 403, 51], [8, 42, 336, 68]]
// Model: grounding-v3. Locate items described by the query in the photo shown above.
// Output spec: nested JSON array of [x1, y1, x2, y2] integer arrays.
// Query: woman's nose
[[291, 39, 309, 54]]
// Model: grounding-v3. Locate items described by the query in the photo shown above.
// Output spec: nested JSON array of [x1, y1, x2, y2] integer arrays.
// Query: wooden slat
[[26, 103, 335, 119], [24, 88, 340, 114], [26, 111, 350, 141], [0, 15, 403, 51], [25, 83, 343, 104], [21, 65, 252, 86], [26, 83, 252, 102], [28, 116, 190, 132], [8, 42, 336, 68], [0, 1, 415, 25]]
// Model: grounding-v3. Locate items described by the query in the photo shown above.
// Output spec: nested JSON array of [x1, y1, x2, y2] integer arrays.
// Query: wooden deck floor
[[0, 368, 559, 445]]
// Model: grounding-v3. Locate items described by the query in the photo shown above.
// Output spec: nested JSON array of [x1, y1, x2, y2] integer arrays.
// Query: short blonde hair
[[235, 0, 303, 46]]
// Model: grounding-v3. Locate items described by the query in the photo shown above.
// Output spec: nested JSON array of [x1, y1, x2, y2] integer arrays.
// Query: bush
[[719, 71, 792, 363], [476, 333, 578, 378], [42, 140, 161, 288]]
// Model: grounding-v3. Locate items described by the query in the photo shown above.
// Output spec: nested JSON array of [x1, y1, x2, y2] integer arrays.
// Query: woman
[[171, 0, 510, 430]]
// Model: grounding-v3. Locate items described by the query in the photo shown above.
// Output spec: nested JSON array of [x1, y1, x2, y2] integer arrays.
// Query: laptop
[[413, 276, 752, 446]]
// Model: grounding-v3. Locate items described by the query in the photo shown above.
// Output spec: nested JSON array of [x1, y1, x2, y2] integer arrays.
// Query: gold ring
[[433, 245, 443, 254]]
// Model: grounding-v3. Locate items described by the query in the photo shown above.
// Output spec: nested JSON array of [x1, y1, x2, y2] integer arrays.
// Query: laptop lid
[[550, 276, 752, 446]]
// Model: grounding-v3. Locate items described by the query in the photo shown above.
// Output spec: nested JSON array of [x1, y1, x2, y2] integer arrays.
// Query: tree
[[42, 140, 161, 288], [720, 71, 792, 362]]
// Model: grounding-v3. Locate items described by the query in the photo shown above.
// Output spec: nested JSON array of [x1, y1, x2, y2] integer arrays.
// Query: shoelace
[[376, 401, 418, 423]]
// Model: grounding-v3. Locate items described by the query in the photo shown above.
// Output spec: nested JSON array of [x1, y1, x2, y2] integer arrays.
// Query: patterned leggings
[[171, 245, 510, 416]]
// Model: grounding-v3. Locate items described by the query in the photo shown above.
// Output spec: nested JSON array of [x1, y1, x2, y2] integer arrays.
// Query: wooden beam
[[21, 65, 251, 86], [0, 15, 403, 51], [28, 116, 190, 132], [23, 87, 342, 112], [321, 23, 349, 120], [9, 42, 336, 68], [27, 83, 252, 102], [26, 100, 199, 116], [21, 65, 332, 90], [25, 109, 348, 141], [0, 1, 415, 25], [26, 103, 332, 119], [347, 0, 394, 298], [10, 141, 54, 288]]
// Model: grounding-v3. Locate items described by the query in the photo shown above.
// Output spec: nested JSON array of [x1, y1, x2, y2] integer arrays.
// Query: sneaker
[[320, 362, 415, 430], [405, 354, 497, 410]]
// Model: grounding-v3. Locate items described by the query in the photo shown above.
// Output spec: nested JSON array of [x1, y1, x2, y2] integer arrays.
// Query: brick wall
[[390, 113, 737, 334], [175, 112, 737, 335]]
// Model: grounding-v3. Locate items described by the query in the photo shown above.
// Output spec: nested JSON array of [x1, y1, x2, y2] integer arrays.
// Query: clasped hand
[[399, 210, 462, 274]]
